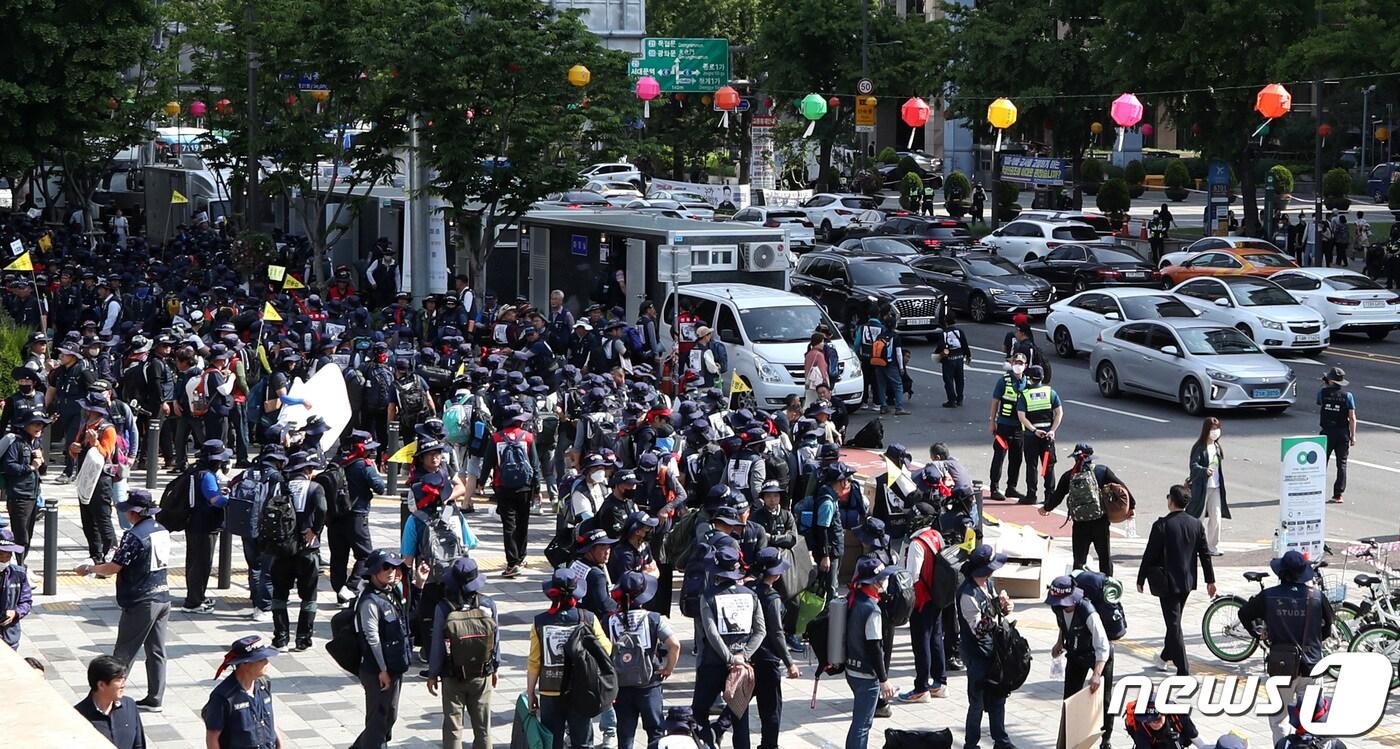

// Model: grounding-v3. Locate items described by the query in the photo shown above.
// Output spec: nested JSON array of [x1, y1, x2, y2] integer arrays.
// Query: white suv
[[799, 193, 882, 242], [660, 283, 864, 409], [982, 219, 1100, 264], [579, 162, 644, 189]]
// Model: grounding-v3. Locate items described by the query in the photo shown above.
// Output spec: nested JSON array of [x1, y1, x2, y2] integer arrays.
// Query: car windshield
[[1242, 252, 1293, 268], [841, 197, 879, 210], [922, 225, 972, 239], [1075, 216, 1114, 233], [1120, 295, 1198, 319], [1178, 327, 1262, 355], [768, 210, 807, 221], [1234, 240, 1283, 252], [862, 239, 920, 256], [849, 262, 922, 286], [1051, 225, 1099, 241], [964, 256, 1021, 276], [1325, 274, 1385, 291], [672, 192, 712, 204], [1091, 248, 1148, 264], [1232, 282, 1296, 306], [740, 305, 829, 343]]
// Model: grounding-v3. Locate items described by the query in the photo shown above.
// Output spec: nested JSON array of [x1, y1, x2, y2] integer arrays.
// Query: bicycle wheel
[[1324, 617, 1354, 656], [1335, 601, 1366, 631], [1202, 596, 1260, 662], [1348, 625, 1400, 690]]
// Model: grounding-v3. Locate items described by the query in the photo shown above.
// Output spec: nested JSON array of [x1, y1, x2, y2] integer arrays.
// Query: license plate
[[1028, 307, 1048, 315], [1294, 334, 1320, 343], [1125, 272, 1145, 279], [1363, 300, 1385, 308], [1253, 388, 1282, 399], [905, 317, 932, 326]]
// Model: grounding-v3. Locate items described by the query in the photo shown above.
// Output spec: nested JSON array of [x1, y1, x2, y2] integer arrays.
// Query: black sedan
[[1019, 243, 1163, 294], [907, 251, 1054, 322], [873, 216, 976, 251]]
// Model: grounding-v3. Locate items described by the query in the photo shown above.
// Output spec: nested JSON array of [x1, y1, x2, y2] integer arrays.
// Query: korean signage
[[627, 38, 730, 93], [1279, 435, 1328, 560], [855, 96, 877, 132], [751, 115, 776, 191], [570, 234, 589, 257], [1000, 156, 1072, 187]]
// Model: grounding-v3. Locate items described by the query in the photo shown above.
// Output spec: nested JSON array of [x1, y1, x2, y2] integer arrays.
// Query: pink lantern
[[635, 76, 660, 118], [900, 97, 930, 148], [189, 100, 207, 118], [1141, 123, 1154, 137], [1110, 93, 1143, 151]]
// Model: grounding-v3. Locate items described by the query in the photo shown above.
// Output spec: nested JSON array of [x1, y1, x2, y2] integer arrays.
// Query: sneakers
[[928, 686, 946, 698], [898, 688, 930, 703], [945, 656, 964, 672], [599, 730, 617, 749], [1004, 487, 1023, 500], [182, 599, 216, 614], [894, 408, 912, 416], [336, 586, 358, 604], [500, 565, 521, 579], [989, 491, 1007, 502], [54, 474, 74, 485], [1154, 654, 1173, 673], [1328, 496, 1344, 504], [786, 634, 807, 654], [250, 609, 272, 623], [134, 697, 162, 713], [293, 638, 313, 652], [942, 401, 957, 408], [873, 701, 893, 718]]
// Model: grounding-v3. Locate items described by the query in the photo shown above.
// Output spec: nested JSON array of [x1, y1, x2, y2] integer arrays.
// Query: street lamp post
[[1362, 85, 1376, 178]]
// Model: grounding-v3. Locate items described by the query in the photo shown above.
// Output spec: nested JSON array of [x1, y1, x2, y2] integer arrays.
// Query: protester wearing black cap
[[809, 462, 852, 590], [266, 451, 326, 651], [957, 544, 1015, 749], [1045, 575, 1114, 749], [1014, 364, 1062, 506], [692, 545, 763, 749], [0, 528, 31, 650], [1039, 443, 1133, 575], [77, 489, 171, 713], [184, 439, 232, 614], [844, 557, 898, 749], [427, 558, 499, 749], [201, 635, 287, 748], [1316, 366, 1356, 504], [608, 570, 680, 749], [403, 463, 474, 662], [47, 336, 97, 482], [74, 655, 147, 749], [2, 407, 51, 563], [1236, 549, 1335, 745], [170, 346, 205, 470], [328, 430, 384, 602], [1123, 700, 1202, 748], [482, 405, 546, 578], [354, 549, 413, 749], [749, 547, 799, 749], [4, 366, 44, 434], [70, 392, 121, 566], [199, 344, 237, 446], [388, 358, 435, 437], [527, 566, 613, 749], [610, 510, 661, 584]]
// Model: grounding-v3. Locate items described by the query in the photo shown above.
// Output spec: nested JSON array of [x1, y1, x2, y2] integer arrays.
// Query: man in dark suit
[[1136, 484, 1216, 675]]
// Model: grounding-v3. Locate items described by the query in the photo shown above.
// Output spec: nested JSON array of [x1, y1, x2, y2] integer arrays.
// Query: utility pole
[[859, 0, 870, 171], [245, 0, 261, 232], [1362, 85, 1375, 178], [1311, 0, 1322, 221], [406, 116, 430, 302]]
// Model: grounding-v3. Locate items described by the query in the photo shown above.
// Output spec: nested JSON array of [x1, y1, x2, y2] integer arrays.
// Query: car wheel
[[1235, 323, 1255, 341], [1053, 327, 1076, 358], [1096, 362, 1121, 398], [969, 293, 990, 323], [1024, 253, 1038, 263], [1180, 378, 1206, 416], [820, 220, 834, 242], [1367, 328, 1390, 341], [1072, 277, 1089, 294]]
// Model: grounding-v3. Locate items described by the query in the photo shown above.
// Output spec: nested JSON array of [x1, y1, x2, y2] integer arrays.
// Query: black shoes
[[135, 697, 162, 713]]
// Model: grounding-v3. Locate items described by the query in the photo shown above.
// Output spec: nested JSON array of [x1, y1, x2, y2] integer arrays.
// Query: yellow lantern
[[310, 89, 331, 103], [568, 64, 591, 87], [702, 94, 713, 106], [1376, 126, 1391, 143], [1090, 121, 1104, 136], [987, 98, 1017, 130], [163, 101, 181, 117]]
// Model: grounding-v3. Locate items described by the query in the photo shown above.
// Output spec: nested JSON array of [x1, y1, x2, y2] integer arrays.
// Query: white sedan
[[1045, 287, 1202, 357], [1269, 268, 1400, 341], [1170, 276, 1330, 354]]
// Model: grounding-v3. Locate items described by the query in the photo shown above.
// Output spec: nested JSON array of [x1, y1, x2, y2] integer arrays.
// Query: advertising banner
[[1279, 435, 1328, 560]]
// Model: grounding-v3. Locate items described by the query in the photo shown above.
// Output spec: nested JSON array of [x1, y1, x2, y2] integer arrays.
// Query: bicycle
[[1338, 539, 1400, 689], [1201, 559, 1353, 663]]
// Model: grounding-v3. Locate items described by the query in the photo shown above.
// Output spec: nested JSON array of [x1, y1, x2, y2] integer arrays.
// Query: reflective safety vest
[[1021, 385, 1055, 428], [997, 376, 1023, 419]]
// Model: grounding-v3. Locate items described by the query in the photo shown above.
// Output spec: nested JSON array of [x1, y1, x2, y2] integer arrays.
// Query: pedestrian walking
[[527, 567, 613, 749], [2, 406, 52, 564], [608, 571, 680, 749], [1045, 575, 1114, 749], [1317, 367, 1355, 504], [1015, 365, 1062, 506], [75, 656, 147, 749], [958, 545, 1014, 749], [844, 557, 898, 749], [1236, 550, 1334, 746], [427, 558, 498, 749], [971, 183, 986, 225], [1332, 212, 1350, 265], [1039, 444, 1131, 575], [987, 353, 1027, 502], [748, 547, 799, 749], [184, 439, 232, 614], [935, 314, 969, 408], [1137, 484, 1216, 676], [76, 490, 170, 713], [1148, 210, 1167, 264], [49, 337, 96, 482], [873, 319, 909, 415], [1186, 417, 1230, 554], [482, 405, 546, 578], [353, 549, 413, 749], [73, 392, 121, 566], [802, 334, 830, 408], [202, 635, 289, 748], [327, 430, 383, 604], [268, 451, 326, 651]]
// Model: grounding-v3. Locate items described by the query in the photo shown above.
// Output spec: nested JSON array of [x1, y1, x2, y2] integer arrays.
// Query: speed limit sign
[[857, 78, 874, 95]]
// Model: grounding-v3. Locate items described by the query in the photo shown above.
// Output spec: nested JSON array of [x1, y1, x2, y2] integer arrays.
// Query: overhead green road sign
[[627, 37, 730, 93]]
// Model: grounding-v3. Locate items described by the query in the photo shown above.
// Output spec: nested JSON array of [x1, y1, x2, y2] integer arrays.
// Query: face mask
[[1011, 365, 1025, 376], [622, 488, 636, 500], [589, 470, 606, 484], [19, 384, 33, 394], [1209, 429, 1221, 441]]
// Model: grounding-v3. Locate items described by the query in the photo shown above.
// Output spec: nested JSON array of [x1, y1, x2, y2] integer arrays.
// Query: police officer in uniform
[[1316, 367, 1355, 504], [1015, 365, 1062, 506], [203, 635, 288, 748], [986, 353, 1027, 502], [936, 314, 969, 408], [354, 549, 413, 749], [1148, 210, 1168, 263], [692, 546, 765, 749]]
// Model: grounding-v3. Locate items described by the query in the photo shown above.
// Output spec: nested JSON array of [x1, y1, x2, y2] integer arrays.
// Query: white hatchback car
[[1170, 276, 1330, 354], [1045, 287, 1201, 357], [981, 219, 1099, 264], [798, 193, 882, 241], [1269, 267, 1400, 341]]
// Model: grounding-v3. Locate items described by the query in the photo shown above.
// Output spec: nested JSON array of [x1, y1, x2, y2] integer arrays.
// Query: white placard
[[1279, 435, 1328, 560], [715, 593, 755, 635]]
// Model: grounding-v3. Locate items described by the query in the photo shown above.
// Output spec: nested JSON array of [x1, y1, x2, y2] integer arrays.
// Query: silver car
[[1089, 319, 1297, 416]]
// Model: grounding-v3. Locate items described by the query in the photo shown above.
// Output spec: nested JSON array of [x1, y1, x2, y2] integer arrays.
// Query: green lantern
[[800, 94, 828, 137]]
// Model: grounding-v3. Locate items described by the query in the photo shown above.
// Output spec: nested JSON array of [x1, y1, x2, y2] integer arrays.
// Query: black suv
[[873, 216, 975, 251], [791, 251, 947, 340]]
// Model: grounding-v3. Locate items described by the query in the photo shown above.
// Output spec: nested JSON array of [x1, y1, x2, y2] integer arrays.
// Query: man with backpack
[[388, 358, 435, 437], [226, 445, 286, 622], [353, 549, 413, 749], [481, 405, 545, 578], [725, 426, 767, 507], [427, 557, 498, 749], [200, 345, 237, 445], [1039, 443, 1132, 575], [184, 439, 231, 614], [900, 503, 956, 704], [609, 571, 680, 749], [265, 451, 326, 651], [401, 467, 473, 661], [749, 547, 799, 749], [72, 393, 122, 569], [1046, 574, 1116, 749], [527, 567, 614, 749], [328, 430, 384, 603], [693, 545, 764, 749], [871, 320, 909, 416], [359, 344, 396, 448], [853, 313, 884, 405]]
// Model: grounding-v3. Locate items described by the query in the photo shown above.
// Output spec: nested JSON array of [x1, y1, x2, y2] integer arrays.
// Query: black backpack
[[257, 484, 298, 557], [325, 600, 361, 675], [226, 466, 282, 539], [394, 376, 426, 416], [362, 364, 394, 411], [846, 418, 884, 449], [156, 467, 198, 532], [318, 461, 353, 521], [1072, 569, 1127, 641], [563, 610, 618, 718], [982, 617, 1032, 698], [884, 728, 954, 749], [495, 432, 534, 491], [883, 567, 916, 628]]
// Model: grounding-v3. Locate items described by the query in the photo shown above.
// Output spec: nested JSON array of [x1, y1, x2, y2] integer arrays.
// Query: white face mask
[[1209, 429, 1222, 441], [1011, 364, 1025, 377], [589, 470, 606, 484]]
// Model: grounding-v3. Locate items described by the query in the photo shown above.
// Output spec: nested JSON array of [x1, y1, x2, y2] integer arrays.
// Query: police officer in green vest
[[1015, 365, 1063, 506], [1148, 210, 1168, 263], [986, 353, 1027, 502]]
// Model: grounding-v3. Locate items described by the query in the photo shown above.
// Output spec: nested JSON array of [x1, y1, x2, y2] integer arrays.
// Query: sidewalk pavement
[[9, 459, 1398, 749]]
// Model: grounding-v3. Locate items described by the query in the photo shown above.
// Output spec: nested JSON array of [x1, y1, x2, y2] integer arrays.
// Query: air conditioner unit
[[742, 242, 786, 272]]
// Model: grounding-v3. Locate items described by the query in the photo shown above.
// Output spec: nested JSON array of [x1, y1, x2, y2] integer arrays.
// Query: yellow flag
[[262, 302, 282, 322], [455, 362, 466, 377], [960, 527, 977, 553], [170, 190, 189, 205], [4, 253, 32, 272], [882, 455, 902, 488], [267, 265, 286, 282], [387, 441, 418, 464], [281, 274, 306, 290], [730, 371, 751, 393], [258, 345, 271, 372], [37, 234, 52, 252]]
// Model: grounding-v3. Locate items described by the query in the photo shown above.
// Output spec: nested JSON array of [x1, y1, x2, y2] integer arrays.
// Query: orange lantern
[[714, 86, 740, 111], [163, 101, 180, 118], [567, 64, 590, 87], [1254, 84, 1292, 120], [1376, 126, 1391, 143]]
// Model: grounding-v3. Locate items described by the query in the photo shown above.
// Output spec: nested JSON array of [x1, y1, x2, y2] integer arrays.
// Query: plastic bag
[[1050, 653, 1065, 679]]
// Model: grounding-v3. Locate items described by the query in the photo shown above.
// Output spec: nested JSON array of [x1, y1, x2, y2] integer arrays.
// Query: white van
[[660, 283, 864, 409]]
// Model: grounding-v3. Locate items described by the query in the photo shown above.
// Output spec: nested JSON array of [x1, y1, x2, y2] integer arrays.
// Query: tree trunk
[[1071, 148, 1085, 210]]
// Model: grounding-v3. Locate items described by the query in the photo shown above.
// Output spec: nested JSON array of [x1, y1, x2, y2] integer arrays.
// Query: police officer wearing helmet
[[202, 635, 287, 748], [1015, 364, 1062, 506], [1316, 367, 1355, 504], [1236, 550, 1335, 746]]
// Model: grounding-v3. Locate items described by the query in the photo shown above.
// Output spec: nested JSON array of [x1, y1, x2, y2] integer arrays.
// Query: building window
[[690, 245, 738, 270]]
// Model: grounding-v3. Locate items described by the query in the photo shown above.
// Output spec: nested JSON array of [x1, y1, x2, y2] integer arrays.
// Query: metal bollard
[[400, 493, 410, 534], [42, 498, 58, 596], [386, 423, 400, 496], [145, 417, 161, 490], [217, 526, 233, 590]]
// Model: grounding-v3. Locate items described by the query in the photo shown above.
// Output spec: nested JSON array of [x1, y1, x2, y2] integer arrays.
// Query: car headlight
[[1285, 367, 1296, 381], [1205, 368, 1239, 382], [1260, 319, 1284, 331], [754, 356, 785, 384], [986, 287, 1005, 295]]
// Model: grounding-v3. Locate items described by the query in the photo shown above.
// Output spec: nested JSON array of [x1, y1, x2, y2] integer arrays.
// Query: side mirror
[[1213, 297, 1232, 307], [991, 230, 1004, 237], [951, 270, 966, 279], [1161, 345, 1181, 357], [719, 330, 742, 345], [833, 277, 849, 289], [1104, 312, 1121, 321]]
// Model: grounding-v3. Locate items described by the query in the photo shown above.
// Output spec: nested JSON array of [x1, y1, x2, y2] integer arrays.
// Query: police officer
[[330, 430, 384, 603], [203, 635, 288, 748], [1317, 367, 1355, 504], [1015, 365, 1062, 507], [1148, 210, 1168, 263], [354, 549, 413, 749], [692, 546, 764, 749], [76, 490, 170, 713], [935, 314, 969, 408], [1045, 575, 1114, 749], [749, 547, 799, 749], [987, 353, 1026, 502], [1236, 550, 1335, 745]]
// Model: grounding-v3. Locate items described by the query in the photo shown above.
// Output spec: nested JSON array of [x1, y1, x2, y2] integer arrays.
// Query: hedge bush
[[1142, 157, 1172, 176], [0, 311, 32, 396], [1124, 160, 1146, 185], [878, 147, 899, 165], [1096, 178, 1131, 223], [1268, 164, 1294, 195], [944, 170, 971, 200], [1322, 168, 1352, 200], [1164, 160, 1191, 201]]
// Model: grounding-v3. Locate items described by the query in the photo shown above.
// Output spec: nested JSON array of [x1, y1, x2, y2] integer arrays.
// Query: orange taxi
[[1159, 247, 1298, 286]]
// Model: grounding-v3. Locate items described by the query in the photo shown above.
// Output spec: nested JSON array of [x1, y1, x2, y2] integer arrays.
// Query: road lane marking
[[971, 345, 1007, 357], [1327, 348, 1400, 366], [1365, 385, 1400, 394], [1349, 458, 1400, 474], [1358, 419, 1400, 432], [1065, 399, 1171, 423], [1290, 358, 1328, 367], [996, 321, 1048, 334]]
